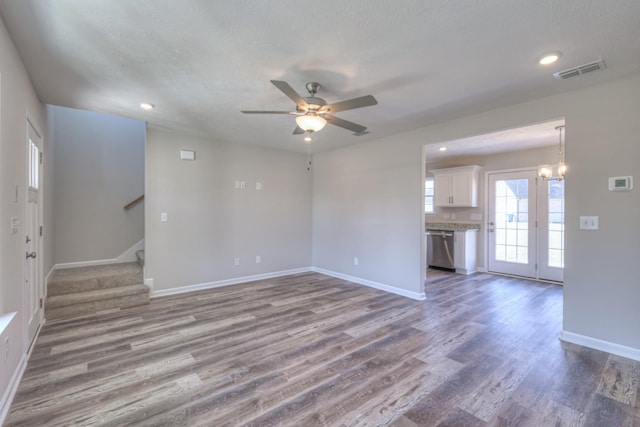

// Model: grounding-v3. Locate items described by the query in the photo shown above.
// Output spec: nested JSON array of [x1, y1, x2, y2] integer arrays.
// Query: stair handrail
[[123, 194, 144, 210]]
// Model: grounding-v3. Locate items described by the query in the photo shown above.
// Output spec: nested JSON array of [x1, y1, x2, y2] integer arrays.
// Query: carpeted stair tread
[[46, 284, 149, 309], [48, 262, 142, 296]]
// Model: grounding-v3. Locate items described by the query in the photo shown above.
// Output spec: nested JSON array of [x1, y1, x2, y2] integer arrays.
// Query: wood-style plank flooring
[[5, 271, 640, 426]]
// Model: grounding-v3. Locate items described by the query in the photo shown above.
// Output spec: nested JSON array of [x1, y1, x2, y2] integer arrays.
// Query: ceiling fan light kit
[[295, 114, 327, 132], [242, 80, 378, 138]]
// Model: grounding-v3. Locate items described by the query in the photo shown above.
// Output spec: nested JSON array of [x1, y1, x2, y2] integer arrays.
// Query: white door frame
[[24, 113, 44, 348]]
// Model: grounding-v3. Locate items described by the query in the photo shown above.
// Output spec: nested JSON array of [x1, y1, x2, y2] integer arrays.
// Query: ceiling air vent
[[553, 59, 606, 80]]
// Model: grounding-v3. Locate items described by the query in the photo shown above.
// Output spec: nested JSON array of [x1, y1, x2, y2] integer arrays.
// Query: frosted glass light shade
[[295, 114, 327, 132]]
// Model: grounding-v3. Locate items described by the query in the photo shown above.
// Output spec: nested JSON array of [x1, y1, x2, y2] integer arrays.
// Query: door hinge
[[40, 226, 43, 237], [39, 151, 43, 164], [535, 263, 538, 270], [40, 298, 43, 308]]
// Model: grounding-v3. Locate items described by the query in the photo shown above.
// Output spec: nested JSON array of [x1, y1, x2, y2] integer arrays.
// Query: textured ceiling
[[425, 119, 566, 164], [1, 0, 639, 153]]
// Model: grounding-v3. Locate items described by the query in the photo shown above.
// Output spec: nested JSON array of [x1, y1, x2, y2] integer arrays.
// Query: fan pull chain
[[307, 143, 312, 172]]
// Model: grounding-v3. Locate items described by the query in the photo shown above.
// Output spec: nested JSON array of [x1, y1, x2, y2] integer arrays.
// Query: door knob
[[26, 251, 37, 259]]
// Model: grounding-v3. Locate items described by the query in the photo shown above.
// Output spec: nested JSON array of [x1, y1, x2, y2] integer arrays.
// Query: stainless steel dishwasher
[[426, 229, 455, 271]]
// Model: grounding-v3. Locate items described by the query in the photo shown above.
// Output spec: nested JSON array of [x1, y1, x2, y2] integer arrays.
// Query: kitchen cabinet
[[454, 229, 478, 274], [430, 165, 481, 207]]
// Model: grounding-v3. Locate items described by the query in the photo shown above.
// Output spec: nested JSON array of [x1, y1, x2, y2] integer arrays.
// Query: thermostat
[[608, 176, 633, 191]]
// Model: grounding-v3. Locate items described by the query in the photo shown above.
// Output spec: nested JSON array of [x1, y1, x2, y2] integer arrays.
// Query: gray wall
[[145, 127, 312, 291], [50, 105, 145, 264], [313, 73, 640, 351], [426, 145, 559, 269], [313, 136, 424, 296], [0, 16, 48, 407]]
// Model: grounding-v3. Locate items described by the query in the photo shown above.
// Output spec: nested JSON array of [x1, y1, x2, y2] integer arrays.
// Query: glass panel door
[[538, 180, 565, 281], [488, 170, 537, 277]]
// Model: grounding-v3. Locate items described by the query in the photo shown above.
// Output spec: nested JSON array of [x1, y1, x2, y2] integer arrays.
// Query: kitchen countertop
[[426, 222, 481, 231]]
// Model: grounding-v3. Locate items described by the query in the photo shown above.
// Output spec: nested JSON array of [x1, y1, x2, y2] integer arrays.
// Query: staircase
[[45, 262, 149, 321]]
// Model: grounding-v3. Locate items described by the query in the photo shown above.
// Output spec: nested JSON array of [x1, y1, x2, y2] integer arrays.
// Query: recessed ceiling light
[[439, 146, 447, 152], [140, 103, 155, 110], [539, 52, 561, 65]]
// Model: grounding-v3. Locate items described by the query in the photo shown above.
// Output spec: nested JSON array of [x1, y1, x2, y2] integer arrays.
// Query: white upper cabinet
[[430, 165, 481, 207]]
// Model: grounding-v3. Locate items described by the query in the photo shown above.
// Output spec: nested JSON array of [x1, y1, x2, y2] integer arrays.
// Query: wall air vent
[[553, 59, 606, 80]]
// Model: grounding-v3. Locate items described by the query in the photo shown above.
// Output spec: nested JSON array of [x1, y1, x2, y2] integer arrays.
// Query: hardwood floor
[[5, 271, 640, 426]]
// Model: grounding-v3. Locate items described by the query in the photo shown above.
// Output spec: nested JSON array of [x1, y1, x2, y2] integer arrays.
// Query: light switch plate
[[579, 216, 599, 230], [179, 150, 195, 160], [160, 212, 168, 222]]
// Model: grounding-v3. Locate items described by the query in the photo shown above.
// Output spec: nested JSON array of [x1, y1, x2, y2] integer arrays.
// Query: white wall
[[0, 15, 47, 417], [426, 145, 559, 269], [145, 127, 312, 292], [313, 73, 640, 354], [50, 106, 145, 264]]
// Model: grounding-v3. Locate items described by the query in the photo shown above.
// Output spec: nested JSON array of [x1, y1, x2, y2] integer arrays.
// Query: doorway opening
[[423, 118, 566, 287]]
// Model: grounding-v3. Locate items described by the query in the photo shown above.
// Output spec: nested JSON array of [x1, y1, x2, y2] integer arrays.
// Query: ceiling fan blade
[[241, 110, 293, 114], [293, 126, 305, 135], [270, 80, 308, 108], [324, 95, 377, 113], [324, 115, 367, 134]]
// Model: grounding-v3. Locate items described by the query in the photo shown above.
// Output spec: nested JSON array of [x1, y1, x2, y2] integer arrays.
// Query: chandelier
[[538, 125, 566, 181]]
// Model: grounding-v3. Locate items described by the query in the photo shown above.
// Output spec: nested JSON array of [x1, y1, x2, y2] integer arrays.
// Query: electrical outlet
[[234, 257, 240, 266], [256, 255, 261, 264], [354, 257, 359, 266], [579, 216, 599, 230]]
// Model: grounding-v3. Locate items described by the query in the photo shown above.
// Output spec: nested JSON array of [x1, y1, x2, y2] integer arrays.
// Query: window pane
[[548, 180, 565, 268]]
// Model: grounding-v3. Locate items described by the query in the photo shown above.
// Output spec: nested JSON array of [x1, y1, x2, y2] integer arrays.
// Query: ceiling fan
[[241, 80, 378, 136]]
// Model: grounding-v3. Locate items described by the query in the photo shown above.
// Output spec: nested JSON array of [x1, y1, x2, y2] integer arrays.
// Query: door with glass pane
[[488, 171, 537, 277], [538, 180, 564, 281]]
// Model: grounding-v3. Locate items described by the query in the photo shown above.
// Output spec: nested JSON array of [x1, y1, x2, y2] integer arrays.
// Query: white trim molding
[[560, 330, 640, 362], [0, 319, 44, 426], [53, 239, 144, 270], [150, 268, 312, 298], [311, 267, 426, 301], [0, 354, 26, 425]]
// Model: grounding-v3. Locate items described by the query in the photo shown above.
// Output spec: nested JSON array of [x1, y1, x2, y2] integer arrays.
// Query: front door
[[25, 118, 43, 346]]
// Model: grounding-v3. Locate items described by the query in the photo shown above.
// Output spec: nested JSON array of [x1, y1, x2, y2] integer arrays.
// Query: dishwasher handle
[[426, 230, 454, 237]]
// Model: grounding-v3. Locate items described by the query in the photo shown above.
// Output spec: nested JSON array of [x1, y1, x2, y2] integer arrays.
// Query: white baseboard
[[53, 239, 144, 270], [116, 239, 144, 263], [476, 267, 488, 273], [560, 330, 640, 362], [150, 267, 313, 298], [0, 354, 26, 425], [144, 277, 154, 290], [311, 267, 426, 301], [0, 319, 44, 426]]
